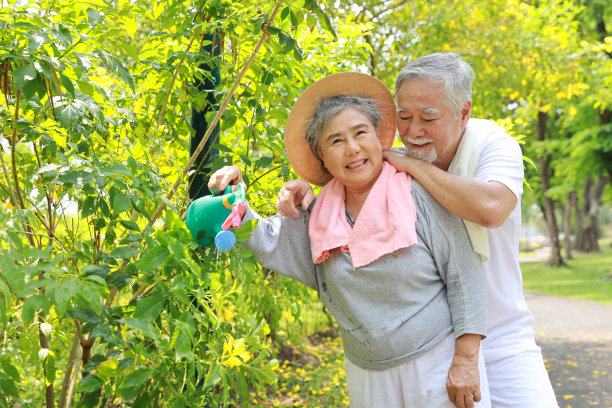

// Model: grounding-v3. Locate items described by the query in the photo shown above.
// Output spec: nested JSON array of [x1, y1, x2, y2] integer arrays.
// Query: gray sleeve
[[239, 206, 318, 290], [412, 182, 487, 338]]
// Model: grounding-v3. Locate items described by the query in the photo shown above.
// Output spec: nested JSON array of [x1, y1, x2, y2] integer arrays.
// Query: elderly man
[[276, 53, 559, 408]]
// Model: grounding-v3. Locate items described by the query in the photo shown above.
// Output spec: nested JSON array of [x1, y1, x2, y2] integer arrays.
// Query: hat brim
[[284, 72, 397, 186]]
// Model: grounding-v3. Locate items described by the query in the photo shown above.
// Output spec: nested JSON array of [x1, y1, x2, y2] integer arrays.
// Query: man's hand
[[382, 147, 421, 174], [446, 334, 482, 408], [208, 165, 243, 194], [276, 179, 314, 218]]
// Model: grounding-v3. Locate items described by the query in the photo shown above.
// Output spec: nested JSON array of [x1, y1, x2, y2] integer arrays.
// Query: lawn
[[520, 240, 612, 305]]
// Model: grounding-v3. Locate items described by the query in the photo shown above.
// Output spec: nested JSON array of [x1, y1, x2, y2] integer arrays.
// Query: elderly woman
[[208, 73, 489, 408]]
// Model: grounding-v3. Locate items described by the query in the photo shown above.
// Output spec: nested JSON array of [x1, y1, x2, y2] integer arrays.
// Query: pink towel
[[309, 162, 417, 269]]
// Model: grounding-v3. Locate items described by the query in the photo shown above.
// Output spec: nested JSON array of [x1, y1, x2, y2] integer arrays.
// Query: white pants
[[486, 348, 558, 408], [345, 334, 491, 408]]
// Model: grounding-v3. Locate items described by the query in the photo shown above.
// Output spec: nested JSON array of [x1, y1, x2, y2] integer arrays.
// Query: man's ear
[[460, 101, 472, 125]]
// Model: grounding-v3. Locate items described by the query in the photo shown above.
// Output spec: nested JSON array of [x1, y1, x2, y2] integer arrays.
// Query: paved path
[[525, 291, 612, 408]]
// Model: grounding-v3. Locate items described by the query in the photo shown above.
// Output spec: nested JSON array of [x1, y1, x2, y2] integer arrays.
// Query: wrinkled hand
[[208, 165, 244, 194], [382, 147, 418, 174], [446, 345, 482, 408], [275, 179, 314, 218]]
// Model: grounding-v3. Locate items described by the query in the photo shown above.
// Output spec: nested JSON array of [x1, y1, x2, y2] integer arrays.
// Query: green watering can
[[185, 184, 247, 251]]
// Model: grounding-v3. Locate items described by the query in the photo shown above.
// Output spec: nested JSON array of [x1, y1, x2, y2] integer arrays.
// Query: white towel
[[448, 118, 498, 262]]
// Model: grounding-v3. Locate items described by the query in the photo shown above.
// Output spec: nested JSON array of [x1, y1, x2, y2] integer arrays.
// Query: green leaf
[[119, 318, 158, 339], [280, 6, 290, 21], [111, 191, 131, 215], [203, 365, 221, 388], [78, 79, 95, 96], [27, 32, 46, 52], [133, 391, 153, 408], [68, 307, 101, 323], [0, 301, 7, 334], [115, 61, 134, 92], [0, 373, 19, 398], [54, 285, 72, 315], [304, 0, 337, 38], [0, 362, 20, 382], [235, 219, 258, 243], [21, 72, 45, 100], [56, 100, 83, 128], [119, 220, 140, 232], [0, 278, 12, 305], [87, 8, 104, 24], [96, 359, 119, 378], [22, 295, 42, 325], [13, 64, 37, 90], [60, 74, 75, 96], [110, 246, 140, 260], [57, 24, 72, 44], [290, 10, 299, 27], [106, 272, 132, 290], [121, 368, 151, 389], [76, 374, 104, 393], [45, 353, 56, 385], [134, 291, 165, 321], [81, 264, 110, 277], [137, 246, 170, 273]]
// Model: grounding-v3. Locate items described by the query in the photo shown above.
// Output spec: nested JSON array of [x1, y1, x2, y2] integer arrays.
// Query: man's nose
[[403, 121, 424, 139]]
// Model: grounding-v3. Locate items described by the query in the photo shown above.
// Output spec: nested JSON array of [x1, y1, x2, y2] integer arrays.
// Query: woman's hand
[[275, 179, 314, 218], [208, 165, 244, 194], [446, 334, 483, 408]]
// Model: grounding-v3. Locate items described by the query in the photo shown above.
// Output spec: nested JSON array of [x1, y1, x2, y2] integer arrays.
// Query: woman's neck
[[342, 164, 383, 220], [344, 188, 371, 220]]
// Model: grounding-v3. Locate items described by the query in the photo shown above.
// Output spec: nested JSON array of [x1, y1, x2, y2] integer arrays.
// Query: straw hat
[[284, 72, 397, 186]]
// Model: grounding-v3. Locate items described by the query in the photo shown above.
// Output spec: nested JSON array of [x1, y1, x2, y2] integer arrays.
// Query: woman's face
[[317, 107, 383, 193]]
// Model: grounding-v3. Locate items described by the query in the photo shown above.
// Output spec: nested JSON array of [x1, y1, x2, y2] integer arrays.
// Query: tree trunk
[[563, 191, 574, 260], [594, 7, 612, 183], [536, 111, 565, 266], [576, 177, 607, 252], [574, 189, 585, 250]]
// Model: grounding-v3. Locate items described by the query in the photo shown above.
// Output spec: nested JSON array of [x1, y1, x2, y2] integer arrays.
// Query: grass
[[521, 239, 612, 306], [254, 328, 349, 407]]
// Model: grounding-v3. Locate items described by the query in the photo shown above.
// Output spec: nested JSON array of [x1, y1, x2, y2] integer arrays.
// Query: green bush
[[0, 0, 369, 406]]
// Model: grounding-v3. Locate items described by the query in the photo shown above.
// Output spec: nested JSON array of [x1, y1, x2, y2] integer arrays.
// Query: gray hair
[[305, 95, 380, 162], [394, 52, 475, 117]]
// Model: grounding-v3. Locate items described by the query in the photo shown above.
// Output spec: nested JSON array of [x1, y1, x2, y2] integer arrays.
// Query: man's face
[[395, 78, 470, 171]]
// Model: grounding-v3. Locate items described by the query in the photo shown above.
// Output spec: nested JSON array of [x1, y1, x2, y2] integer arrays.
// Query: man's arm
[[383, 150, 516, 228]]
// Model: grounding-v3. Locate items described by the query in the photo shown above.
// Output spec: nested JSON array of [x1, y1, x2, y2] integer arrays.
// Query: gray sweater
[[241, 179, 486, 371]]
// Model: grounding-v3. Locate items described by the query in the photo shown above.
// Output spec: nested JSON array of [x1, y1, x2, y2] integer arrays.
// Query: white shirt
[[469, 118, 539, 362]]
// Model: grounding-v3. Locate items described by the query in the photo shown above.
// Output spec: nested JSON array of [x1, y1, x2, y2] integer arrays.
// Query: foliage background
[[0, 0, 610, 406]]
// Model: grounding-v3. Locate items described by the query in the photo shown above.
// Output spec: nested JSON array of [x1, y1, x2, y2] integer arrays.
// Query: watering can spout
[[185, 184, 246, 251]]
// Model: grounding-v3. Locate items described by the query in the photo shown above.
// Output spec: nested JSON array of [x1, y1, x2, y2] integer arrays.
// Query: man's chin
[[403, 147, 437, 164]]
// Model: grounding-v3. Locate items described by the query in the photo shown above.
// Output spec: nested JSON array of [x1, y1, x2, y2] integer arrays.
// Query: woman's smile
[[346, 158, 368, 170]]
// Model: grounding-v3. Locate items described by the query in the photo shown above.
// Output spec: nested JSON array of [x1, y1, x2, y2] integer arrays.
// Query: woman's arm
[[447, 334, 482, 408], [412, 181, 487, 408], [208, 166, 318, 290]]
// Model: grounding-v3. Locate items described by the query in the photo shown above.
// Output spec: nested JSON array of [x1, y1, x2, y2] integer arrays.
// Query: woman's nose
[[345, 137, 360, 154]]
